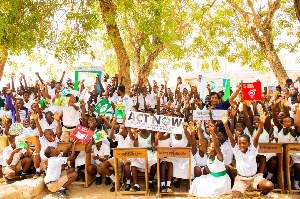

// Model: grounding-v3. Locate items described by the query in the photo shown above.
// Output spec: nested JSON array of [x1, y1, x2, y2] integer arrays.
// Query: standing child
[[223, 112, 275, 198], [189, 121, 231, 197]]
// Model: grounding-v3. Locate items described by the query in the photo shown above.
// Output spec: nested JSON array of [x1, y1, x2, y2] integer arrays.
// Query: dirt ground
[[33, 182, 300, 199]]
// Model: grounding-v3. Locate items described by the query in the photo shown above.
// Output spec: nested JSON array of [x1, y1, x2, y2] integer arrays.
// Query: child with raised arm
[[44, 141, 78, 198], [222, 112, 275, 198], [189, 121, 231, 197]]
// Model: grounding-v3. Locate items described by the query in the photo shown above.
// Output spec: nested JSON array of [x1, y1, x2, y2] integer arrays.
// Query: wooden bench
[[258, 143, 284, 193], [57, 142, 93, 188], [156, 147, 192, 198], [283, 143, 300, 194], [112, 147, 148, 196]]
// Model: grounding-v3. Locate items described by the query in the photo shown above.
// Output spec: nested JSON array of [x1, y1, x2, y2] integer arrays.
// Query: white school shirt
[[44, 156, 68, 183], [114, 134, 133, 148], [178, 83, 187, 92], [220, 140, 233, 165], [92, 144, 110, 165], [39, 136, 59, 160], [148, 92, 157, 109], [61, 103, 80, 127], [138, 94, 150, 110], [39, 119, 58, 134], [47, 86, 56, 99], [2, 145, 26, 166], [24, 100, 34, 111], [23, 127, 39, 137], [232, 143, 258, 177], [117, 94, 133, 114], [19, 109, 27, 122]]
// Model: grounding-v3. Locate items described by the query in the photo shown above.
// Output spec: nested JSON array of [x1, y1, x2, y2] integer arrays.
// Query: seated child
[[2, 135, 32, 184], [43, 141, 78, 198]]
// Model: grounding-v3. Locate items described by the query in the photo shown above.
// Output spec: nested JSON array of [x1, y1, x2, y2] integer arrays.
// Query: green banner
[[94, 98, 112, 115]]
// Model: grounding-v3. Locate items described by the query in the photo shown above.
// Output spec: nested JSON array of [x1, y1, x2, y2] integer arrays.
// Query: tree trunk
[[263, 30, 289, 89], [0, 47, 8, 82], [98, 0, 131, 93], [295, 0, 300, 22]]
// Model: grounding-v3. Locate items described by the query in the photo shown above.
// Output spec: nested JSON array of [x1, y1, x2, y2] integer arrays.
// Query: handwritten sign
[[156, 147, 191, 158], [192, 110, 227, 120], [113, 148, 148, 158], [70, 125, 94, 144]]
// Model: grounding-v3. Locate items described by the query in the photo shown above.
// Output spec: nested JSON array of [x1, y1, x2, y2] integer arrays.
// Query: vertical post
[[284, 144, 291, 193], [157, 149, 161, 198], [145, 151, 148, 196], [189, 152, 191, 187], [114, 157, 119, 196], [84, 152, 92, 187]]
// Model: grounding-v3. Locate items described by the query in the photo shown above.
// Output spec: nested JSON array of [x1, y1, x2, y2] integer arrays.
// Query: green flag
[[115, 104, 125, 120], [94, 98, 112, 115], [222, 79, 231, 101]]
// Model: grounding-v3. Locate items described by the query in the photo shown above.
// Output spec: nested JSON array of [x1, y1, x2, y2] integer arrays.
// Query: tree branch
[[266, 0, 281, 27], [247, 0, 264, 31]]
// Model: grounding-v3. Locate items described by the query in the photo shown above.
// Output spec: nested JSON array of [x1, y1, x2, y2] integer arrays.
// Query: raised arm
[[53, 112, 62, 139], [221, 113, 235, 148], [196, 121, 207, 154], [189, 122, 197, 155], [35, 72, 44, 84], [32, 113, 43, 137], [13, 103, 21, 123], [295, 105, 300, 135], [253, 112, 267, 148], [242, 100, 254, 133], [81, 101, 88, 128], [109, 118, 117, 140], [60, 71, 66, 84], [209, 123, 223, 161], [229, 82, 241, 104], [182, 122, 192, 144], [67, 141, 78, 161], [86, 138, 94, 153]]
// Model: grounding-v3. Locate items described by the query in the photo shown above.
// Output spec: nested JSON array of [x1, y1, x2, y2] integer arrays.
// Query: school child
[[2, 135, 33, 184], [22, 118, 39, 137], [39, 111, 59, 134], [6, 90, 28, 123], [43, 142, 78, 198], [189, 121, 231, 197], [86, 137, 110, 185], [223, 112, 275, 198], [130, 128, 157, 192], [101, 118, 134, 192], [192, 124, 208, 175], [32, 112, 61, 178]]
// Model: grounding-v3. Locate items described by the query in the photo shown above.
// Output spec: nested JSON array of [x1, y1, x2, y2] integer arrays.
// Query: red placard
[[241, 82, 262, 100], [70, 125, 94, 144]]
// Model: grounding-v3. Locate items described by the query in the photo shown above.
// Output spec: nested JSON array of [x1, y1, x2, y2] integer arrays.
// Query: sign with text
[[242, 82, 262, 100], [192, 110, 227, 120], [70, 125, 94, 144], [94, 98, 111, 115], [125, 111, 184, 133]]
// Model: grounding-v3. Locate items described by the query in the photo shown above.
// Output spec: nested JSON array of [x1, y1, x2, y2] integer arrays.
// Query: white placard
[[75, 66, 102, 71], [193, 110, 227, 120]]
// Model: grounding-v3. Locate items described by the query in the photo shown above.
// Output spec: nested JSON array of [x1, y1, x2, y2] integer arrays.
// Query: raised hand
[[113, 117, 117, 125], [189, 121, 196, 133], [196, 120, 202, 127], [207, 84, 211, 90], [221, 112, 229, 124], [235, 131, 242, 138], [182, 122, 188, 129], [53, 112, 60, 121], [31, 112, 38, 121], [259, 111, 267, 123]]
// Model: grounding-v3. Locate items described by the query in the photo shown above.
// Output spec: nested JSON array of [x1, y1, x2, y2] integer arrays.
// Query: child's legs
[[3, 167, 16, 179], [124, 162, 131, 180], [161, 161, 167, 182], [203, 166, 210, 175], [87, 165, 98, 176], [256, 155, 266, 174], [149, 163, 157, 181], [194, 166, 201, 178], [62, 171, 78, 188], [33, 154, 41, 169], [101, 160, 113, 176], [131, 166, 138, 184], [21, 157, 32, 173], [61, 127, 74, 142], [66, 168, 75, 174], [231, 175, 251, 198], [294, 163, 300, 181], [267, 156, 278, 174], [167, 162, 173, 182], [257, 179, 274, 195]]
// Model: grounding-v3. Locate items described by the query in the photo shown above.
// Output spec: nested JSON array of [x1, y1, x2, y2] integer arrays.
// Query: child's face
[[236, 123, 245, 132], [278, 112, 286, 124], [88, 118, 97, 129], [45, 130, 55, 142], [282, 117, 292, 128], [217, 132, 227, 144], [253, 116, 260, 128], [69, 95, 76, 103], [50, 147, 60, 157], [238, 114, 245, 121], [46, 113, 54, 124], [238, 137, 251, 153], [291, 97, 297, 105], [207, 142, 216, 156], [31, 104, 37, 112], [119, 125, 127, 136], [16, 99, 24, 109], [10, 137, 16, 148], [30, 120, 36, 129], [211, 94, 219, 106], [23, 93, 30, 101], [95, 140, 102, 148], [23, 119, 30, 128]]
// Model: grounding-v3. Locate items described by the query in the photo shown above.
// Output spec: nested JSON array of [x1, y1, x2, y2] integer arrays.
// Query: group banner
[[193, 109, 227, 120], [125, 111, 184, 133]]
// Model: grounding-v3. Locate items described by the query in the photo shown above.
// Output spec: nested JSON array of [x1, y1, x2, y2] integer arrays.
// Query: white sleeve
[[273, 126, 278, 138], [104, 145, 110, 156], [3, 148, 10, 162], [251, 143, 259, 155], [114, 134, 120, 142], [59, 157, 68, 165], [231, 144, 239, 155]]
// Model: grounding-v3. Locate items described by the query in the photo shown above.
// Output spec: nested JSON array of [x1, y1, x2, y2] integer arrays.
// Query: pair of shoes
[[5, 178, 13, 184], [260, 193, 278, 198], [125, 184, 131, 191], [161, 186, 166, 193], [53, 190, 69, 198], [95, 176, 102, 185], [33, 172, 41, 179], [20, 172, 27, 179], [166, 186, 172, 193], [130, 185, 140, 192], [149, 183, 155, 192], [110, 183, 115, 192], [105, 177, 111, 185], [174, 180, 180, 188]]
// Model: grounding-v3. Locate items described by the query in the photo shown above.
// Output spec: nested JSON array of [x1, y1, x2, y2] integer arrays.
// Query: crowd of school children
[[0, 72, 299, 198]]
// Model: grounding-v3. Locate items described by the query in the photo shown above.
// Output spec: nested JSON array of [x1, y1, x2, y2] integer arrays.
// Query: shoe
[[149, 183, 155, 192], [81, 172, 85, 182], [53, 190, 69, 198], [95, 176, 102, 185], [174, 180, 180, 188], [75, 172, 81, 181], [33, 172, 41, 179], [166, 186, 173, 193], [260, 193, 278, 198], [110, 183, 115, 192], [105, 177, 111, 185], [125, 184, 131, 191], [160, 185, 166, 193], [5, 178, 13, 184], [20, 172, 27, 179], [130, 185, 140, 192]]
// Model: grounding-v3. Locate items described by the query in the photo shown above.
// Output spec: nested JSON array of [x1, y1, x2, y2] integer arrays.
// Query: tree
[[191, 0, 300, 88]]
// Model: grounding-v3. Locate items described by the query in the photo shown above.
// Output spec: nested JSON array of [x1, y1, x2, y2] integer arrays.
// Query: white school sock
[[266, 172, 273, 180], [126, 179, 130, 185], [96, 173, 101, 177], [161, 182, 165, 186], [166, 181, 171, 187], [294, 181, 300, 190], [258, 173, 264, 177], [110, 174, 115, 182], [59, 187, 65, 191], [149, 181, 153, 184], [36, 168, 40, 173], [134, 184, 139, 188]]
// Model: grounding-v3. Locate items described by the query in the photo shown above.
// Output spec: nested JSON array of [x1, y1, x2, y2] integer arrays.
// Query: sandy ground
[[33, 182, 300, 199]]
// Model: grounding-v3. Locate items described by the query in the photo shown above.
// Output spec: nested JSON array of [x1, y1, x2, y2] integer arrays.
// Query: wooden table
[[57, 142, 93, 188], [258, 143, 284, 193], [112, 147, 148, 196], [283, 143, 300, 194], [156, 147, 192, 198]]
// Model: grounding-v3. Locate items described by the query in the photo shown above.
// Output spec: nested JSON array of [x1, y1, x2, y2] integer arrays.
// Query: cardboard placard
[[70, 125, 94, 144]]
